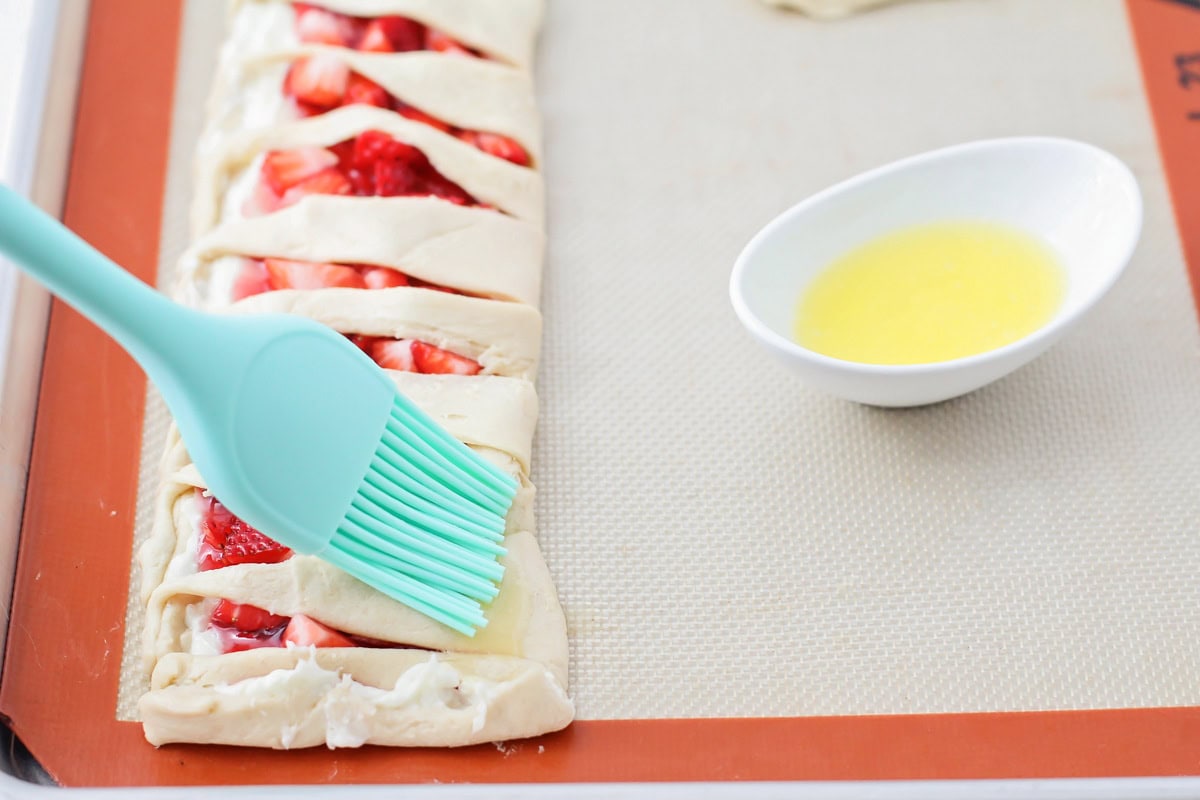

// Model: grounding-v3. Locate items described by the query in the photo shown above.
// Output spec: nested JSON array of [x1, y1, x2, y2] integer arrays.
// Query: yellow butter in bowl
[[793, 220, 1066, 366]]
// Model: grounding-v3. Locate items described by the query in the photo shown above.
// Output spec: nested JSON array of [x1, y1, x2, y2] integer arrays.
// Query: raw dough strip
[[194, 104, 544, 236], [228, 0, 545, 71], [227, 288, 543, 381], [178, 195, 545, 308], [204, 46, 542, 164], [141, 649, 573, 749]]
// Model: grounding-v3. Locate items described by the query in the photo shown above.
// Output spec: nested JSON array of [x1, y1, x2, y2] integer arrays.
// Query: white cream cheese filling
[[212, 653, 496, 747], [184, 598, 223, 657], [221, 153, 269, 226], [163, 491, 204, 581], [228, 1, 297, 57]]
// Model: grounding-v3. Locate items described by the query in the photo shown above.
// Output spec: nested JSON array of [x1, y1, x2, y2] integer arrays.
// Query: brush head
[[178, 314, 516, 637], [325, 392, 520, 635]]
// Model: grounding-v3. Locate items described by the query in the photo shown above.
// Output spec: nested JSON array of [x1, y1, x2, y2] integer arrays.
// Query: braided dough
[[138, 0, 571, 749]]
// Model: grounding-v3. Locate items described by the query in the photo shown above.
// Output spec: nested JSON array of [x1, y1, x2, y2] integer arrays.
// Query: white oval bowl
[[729, 137, 1144, 407]]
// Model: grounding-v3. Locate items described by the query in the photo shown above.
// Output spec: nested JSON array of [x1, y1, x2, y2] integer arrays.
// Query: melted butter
[[464, 550, 528, 656], [794, 220, 1066, 365]]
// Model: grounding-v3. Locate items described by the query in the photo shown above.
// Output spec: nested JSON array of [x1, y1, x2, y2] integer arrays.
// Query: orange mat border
[[2, 0, 1200, 788], [1129, 0, 1200, 308]]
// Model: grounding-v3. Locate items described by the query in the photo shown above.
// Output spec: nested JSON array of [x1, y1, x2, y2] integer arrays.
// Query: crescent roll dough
[[204, 47, 542, 163], [178, 196, 545, 307], [229, 288, 543, 381], [228, 0, 545, 71], [141, 0, 570, 750], [194, 105, 544, 235], [138, 373, 571, 747]]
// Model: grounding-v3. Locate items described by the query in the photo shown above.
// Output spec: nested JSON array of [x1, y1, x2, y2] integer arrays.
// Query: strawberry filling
[[348, 335, 483, 376], [292, 3, 482, 57], [230, 257, 460, 301], [249, 130, 479, 215], [283, 56, 532, 167], [198, 493, 292, 571], [208, 601, 397, 653]]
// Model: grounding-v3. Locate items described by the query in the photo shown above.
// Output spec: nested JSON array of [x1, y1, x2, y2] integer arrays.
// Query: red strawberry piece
[[373, 155, 422, 196], [211, 600, 290, 633], [424, 174, 475, 205], [358, 19, 395, 52], [285, 54, 350, 110], [457, 131, 531, 167], [344, 73, 390, 108], [231, 259, 273, 301], [283, 615, 355, 648], [245, 177, 284, 217], [411, 341, 482, 375], [294, 4, 364, 47], [367, 338, 416, 371], [396, 103, 453, 133], [377, 16, 426, 51], [198, 495, 292, 570], [278, 167, 353, 207], [343, 167, 373, 195], [361, 266, 410, 289], [260, 146, 338, 195], [350, 129, 402, 170], [328, 137, 358, 168], [425, 29, 476, 57], [263, 258, 367, 291]]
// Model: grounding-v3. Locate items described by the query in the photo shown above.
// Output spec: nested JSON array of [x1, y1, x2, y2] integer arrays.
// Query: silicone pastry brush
[[0, 185, 514, 636]]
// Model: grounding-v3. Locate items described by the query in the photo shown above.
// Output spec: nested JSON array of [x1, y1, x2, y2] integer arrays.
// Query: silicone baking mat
[[3, 0, 1200, 787]]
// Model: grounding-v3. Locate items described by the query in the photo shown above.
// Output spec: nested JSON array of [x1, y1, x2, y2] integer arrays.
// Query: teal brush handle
[[0, 184, 210, 379]]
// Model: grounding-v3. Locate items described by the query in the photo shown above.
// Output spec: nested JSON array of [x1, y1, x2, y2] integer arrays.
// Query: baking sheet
[[6, 0, 1200, 788]]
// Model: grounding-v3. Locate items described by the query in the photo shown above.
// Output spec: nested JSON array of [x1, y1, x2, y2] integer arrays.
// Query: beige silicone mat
[[119, 0, 1200, 722]]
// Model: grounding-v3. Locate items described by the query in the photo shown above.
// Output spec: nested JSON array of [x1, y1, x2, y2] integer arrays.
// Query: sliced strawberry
[[283, 614, 355, 648], [211, 600, 290, 633], [245, 178, 284, 217], [425, 29, 477, 57], [458, 131, 532, 167], [231, 259, 273, 301], [350, 129, 404, 171], [379, 16, 426, 51], [294, 4, 363, 47], [260, 146, 338, 195], [358, 18, 395, 52], [198, 494, 292, 570], [264, 258, 366, 291], [373, 154, 423, 196], [285, 54, 350, 110], [411, 341, 482, 375], [343, 73, 390, 108], [327, 137, 357, 167], [361, 266, 410, 289], [396, 103, 453, 133], [424, 175, 475, 205], [278, 167, 353, 207], [367, 338, 416, 371]]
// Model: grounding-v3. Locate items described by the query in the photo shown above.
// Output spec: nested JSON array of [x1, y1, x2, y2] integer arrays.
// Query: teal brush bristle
[[324, 393, 520, 636]]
